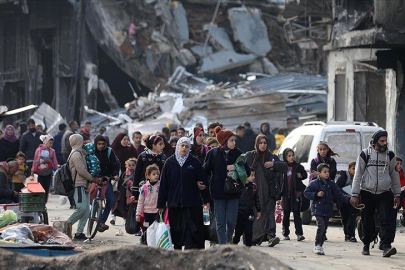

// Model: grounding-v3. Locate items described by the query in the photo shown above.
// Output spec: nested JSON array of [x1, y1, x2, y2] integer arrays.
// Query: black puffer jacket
[[241, 128, 257, 153], [238, 182, 261, 216], [94, 135, 120, 177]]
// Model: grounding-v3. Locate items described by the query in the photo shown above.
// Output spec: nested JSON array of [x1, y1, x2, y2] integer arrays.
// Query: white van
[[278, 121, 381, 224]]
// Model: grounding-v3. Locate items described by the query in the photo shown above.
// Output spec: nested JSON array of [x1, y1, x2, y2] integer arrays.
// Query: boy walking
[[233, 169, 261, 247], [336, 161, 357, 242], [304, 163, 351, 255]]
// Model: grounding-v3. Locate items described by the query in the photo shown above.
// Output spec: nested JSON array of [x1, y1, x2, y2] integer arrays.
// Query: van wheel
[[301, 210, 312, 225]]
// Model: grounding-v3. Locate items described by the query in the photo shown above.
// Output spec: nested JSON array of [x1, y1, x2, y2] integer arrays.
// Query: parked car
[[278, 121, 381, 224]]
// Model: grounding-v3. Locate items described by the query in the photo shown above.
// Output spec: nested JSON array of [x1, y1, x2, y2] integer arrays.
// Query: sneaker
[[313, 245, 324, 255], [110, 215, 116, 225], [344, 235, 350, 242], [73, 233, 88, 241], [135, 230, 142, 236], [283, 235, 290, 240], [69, 205, 76, 209], [97, 223, 109, 232], [349, 236, 357, 242], [267, 237, 280, 247], [362, 245, 370, 255], [297, 235, 305, 241], [383, 247, 397, 257]]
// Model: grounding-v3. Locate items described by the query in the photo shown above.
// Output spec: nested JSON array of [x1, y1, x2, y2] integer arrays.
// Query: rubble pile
[[0, 245, 292, 270]]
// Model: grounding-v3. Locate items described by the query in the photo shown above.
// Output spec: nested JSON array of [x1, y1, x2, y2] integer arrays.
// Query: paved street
[[45, 193, 405, 270]]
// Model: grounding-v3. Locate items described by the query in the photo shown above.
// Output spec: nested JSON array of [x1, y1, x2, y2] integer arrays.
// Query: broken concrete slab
[[199, 50, 257, 73], [204, 24, 234, 51], [190, 45, 213, 57], [228, 7, 272, 56], [170, 1, 189, 46], [98, 79, 120, 110], [178, 48, 197, 66], [262, 57, 279, 75]]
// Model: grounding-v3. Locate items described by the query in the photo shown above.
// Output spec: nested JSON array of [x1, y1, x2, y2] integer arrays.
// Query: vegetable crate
[[19, 193, 46, 212]]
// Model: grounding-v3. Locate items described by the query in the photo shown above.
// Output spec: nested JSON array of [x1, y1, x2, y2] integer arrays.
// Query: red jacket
[[400, 170, 405, 189], [32, 144, 59, 173]]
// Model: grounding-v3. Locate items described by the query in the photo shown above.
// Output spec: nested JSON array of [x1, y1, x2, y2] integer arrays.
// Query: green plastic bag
[[233, 154, 247, 185], [0, 210, 18, 228]]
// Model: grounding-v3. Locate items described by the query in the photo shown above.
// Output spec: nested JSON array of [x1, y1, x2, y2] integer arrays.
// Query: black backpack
[[54, 150, 80, 196]]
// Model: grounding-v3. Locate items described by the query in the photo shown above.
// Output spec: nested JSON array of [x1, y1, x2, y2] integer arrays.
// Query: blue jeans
[[101, 182, 114, 223], [213, 198, 239, 244]]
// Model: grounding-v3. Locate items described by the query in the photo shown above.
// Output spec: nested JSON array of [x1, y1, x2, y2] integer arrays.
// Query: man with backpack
[[351, 130, 401, 257], [66, 134, 98, 241]]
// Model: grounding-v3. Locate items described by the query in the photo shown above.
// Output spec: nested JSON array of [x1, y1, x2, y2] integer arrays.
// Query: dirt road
[[47, 194, 405, 270]]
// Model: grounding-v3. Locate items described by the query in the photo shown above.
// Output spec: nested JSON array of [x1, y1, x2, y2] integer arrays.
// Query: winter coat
[[94, 135, 120, 178], [12, 164, 30, 183], [352, 144, 400, 197], [280, 161, 307, 210], [61, 129, 75, 155], [241, 128, 257, 153], [157, 154, 210, 209], [238, 182, 261, 216], [0, 138, 20, 162], [79, 128, 91, 143], [0, 167, 13, 200], [336, 170, 353, 191], [310, 154, 337, 180], [190, 144, 209, 165], [304, 176, 350, 217], [136, 181, 160, 215], [52, 131, 65, 165], [133, 150, 166, 188], [203, 147, 250, 200], [19, 131, 44, 161], [68, 135, 93, 188], [32, 145, 59, 174], [83, 143, 101, 177], [260, 122, 276, 152], [246, 151, 287, 199], [235, 135, 243, 152]]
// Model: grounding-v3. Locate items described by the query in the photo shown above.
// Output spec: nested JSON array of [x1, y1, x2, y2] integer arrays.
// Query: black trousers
[[339, 203, 357, 237], [282, 198, 303, 237], [38, 174, 52, 203], [315, 216, 329, 246], [360, 190, 392, 248], [233, 211, 254, 247]]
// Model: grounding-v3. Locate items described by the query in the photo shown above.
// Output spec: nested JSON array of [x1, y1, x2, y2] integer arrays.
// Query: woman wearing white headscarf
[[157, 137, 210, 250], [32, 134, 58, 201]]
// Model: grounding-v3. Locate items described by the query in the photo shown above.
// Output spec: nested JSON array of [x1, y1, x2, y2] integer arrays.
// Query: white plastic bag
[[156, 222, 173, 250], [59, 196, 68, 206], [147, 220, 158, 246]]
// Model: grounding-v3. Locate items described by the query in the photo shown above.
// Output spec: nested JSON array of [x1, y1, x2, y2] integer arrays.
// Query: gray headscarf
[[175, 137, 191, 167]]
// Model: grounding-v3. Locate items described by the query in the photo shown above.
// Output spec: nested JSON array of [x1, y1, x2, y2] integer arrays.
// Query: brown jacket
[[68, 134, 93, 188]]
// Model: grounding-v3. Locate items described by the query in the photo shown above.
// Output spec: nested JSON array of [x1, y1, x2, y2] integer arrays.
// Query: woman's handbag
[[224, 177, 243, 194]]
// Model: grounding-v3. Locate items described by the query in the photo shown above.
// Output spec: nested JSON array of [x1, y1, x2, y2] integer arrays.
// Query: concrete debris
[[31, 103, 65, 136], [199, 50, 257, 74], [98, 80, 120, 111], [170, 1, 189, 46], [190, 45, 213, 57], [204, 24, 234, 51], [228, 7, 272, 56]]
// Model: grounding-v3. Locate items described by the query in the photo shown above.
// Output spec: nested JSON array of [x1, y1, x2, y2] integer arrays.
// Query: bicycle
[[87, 177, 110, 240]]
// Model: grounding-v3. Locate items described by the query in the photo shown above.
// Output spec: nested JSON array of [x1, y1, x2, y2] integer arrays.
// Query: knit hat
[[215, 126, 234, 146], [372, 130, 388, 145]]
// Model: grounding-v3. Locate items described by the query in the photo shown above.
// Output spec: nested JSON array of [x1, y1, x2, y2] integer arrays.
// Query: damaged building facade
[[1, 0, 327, 132], [324, 0, 405, 155]]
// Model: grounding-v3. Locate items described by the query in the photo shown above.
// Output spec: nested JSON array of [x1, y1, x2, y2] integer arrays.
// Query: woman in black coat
[[157, 137, 210, 250], [279, 148, 308, 241], [0, 125, 20, 162]]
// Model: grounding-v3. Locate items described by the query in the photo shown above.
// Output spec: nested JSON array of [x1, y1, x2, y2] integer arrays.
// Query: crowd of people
[[0, 119, 403, 258]]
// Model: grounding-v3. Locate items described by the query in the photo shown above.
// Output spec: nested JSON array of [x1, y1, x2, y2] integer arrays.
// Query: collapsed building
[[284, 0, 405, 155], [0, 0, 327, 132]]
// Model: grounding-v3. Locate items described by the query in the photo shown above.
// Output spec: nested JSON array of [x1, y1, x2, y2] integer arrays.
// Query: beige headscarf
[[69, 134, 84, 151]]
